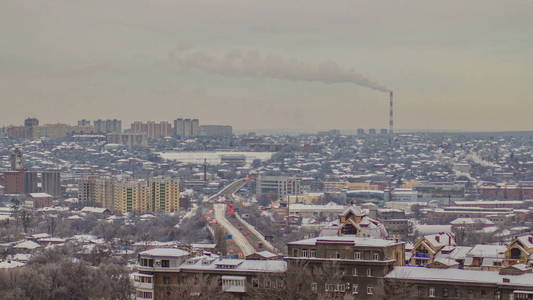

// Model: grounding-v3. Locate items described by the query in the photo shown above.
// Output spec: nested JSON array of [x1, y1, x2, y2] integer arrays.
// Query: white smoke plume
[[467, 153, 500, 168], [171, 49, 390, 93]]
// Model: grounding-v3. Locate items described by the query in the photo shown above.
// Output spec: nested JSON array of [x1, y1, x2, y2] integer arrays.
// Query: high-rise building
[[39, 123, 71, 139], [42, 171, 61, 197], [173, 118, 185, 137], [24, 117, 39, 139], [256, 175, 301, 202], [183, 119, 192, 137], [114, 180, 150, 213], [199, 125, 233, 137], [78, 176, 116, 209], [191, 119, 200, 136], [79, 176, 179, 214], [148, 178, 180, 213], [131, 121, 172, 138], [6, 126, 26, 138], [114, 178, 180, 214], [173, 118, 200, 137], [94, 119, 122, 133]]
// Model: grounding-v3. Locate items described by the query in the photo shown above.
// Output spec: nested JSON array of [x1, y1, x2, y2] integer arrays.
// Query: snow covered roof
[[80, 207, 109, 213], [517, 235, 533, 249], [450, 217, 494, 225], [140, 248, 190, 258], [14, 240, 41, 250], [0, 260, 25, 269], [423, 232, 455, 248], [28, 193, 52, 198], [253, 251, 278, 258], [433, 257, 459, 266], [181, 257, 287, 273], [386, 266, 533, 287], [288, 235, 402, 247], [415, 224, 452, 235], [466, 244, 506, 258], [191, 243, 217, 249], [31, 233, 50, 239]]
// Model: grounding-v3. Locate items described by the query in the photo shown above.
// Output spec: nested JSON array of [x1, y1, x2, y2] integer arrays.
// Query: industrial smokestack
[[389, 91, 394, 135]]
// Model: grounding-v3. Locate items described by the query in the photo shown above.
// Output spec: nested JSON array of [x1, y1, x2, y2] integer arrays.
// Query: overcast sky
[[1, 0, 532, 131]]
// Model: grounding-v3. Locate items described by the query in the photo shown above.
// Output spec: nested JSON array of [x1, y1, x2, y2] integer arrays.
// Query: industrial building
[[256, 175, 301, 202]]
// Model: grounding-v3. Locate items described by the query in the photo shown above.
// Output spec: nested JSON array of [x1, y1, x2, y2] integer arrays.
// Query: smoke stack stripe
[[389, 91, 393, 135]]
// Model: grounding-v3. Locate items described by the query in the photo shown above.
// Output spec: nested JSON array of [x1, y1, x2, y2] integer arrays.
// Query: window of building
[[325, 283, 336, 292], [373, 253, 380, 260], [468, 289, 474, 299], [161, 260, 170, 268], [163, 276, 171, 284], [136, 291, 153, 299], [336, 252, 341, 259], [310, 250, 316, 257], [354, 251, 361, 260], [311, 282, 318, 293], [454, 288, 461, 298], [352, 284, 359, 295], [443, 288, 448, 297], [252, 279, 259, 288], [302, 249, 308, 257], [277, 280, 284, 289], [352, 268, 357, 276], [294, 249, 299, 257], [264, 279, 272, 289], [367, 286, 374, 295], [429, 287, 435, 298], [366, 268, 373, 277], [418, 286, 425, 297]]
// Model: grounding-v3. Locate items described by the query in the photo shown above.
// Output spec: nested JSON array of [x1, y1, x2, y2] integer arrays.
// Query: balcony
[[222, 275, 246, 293], [132, 273, 154, 290]]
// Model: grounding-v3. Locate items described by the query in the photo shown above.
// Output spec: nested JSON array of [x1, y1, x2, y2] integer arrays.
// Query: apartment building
[[114, 178, 180, 214], [134, 249, 287, 300], [286, 235, 404, 299], [173, 118, 199, 138], [78, 176, 116, 210], [130, 121, 172, 139], [106, 132, 148, 148], [94, 119, 122, 133]]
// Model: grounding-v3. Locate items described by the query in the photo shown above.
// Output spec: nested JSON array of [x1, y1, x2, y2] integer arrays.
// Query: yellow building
[[401, 180, 421, 189], [114, 178, 180, 214], [148, 178, 180, 213], [323, 181, 379, 192], [78, 176, 116, 210], [285, 192, 324, 204]]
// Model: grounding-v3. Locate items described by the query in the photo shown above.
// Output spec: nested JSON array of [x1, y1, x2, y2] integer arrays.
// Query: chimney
[[435, 236, 440, 243]]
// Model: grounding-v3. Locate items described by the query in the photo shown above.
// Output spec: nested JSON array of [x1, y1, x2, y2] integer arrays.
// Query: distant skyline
[[1, 0, 532, 131]]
